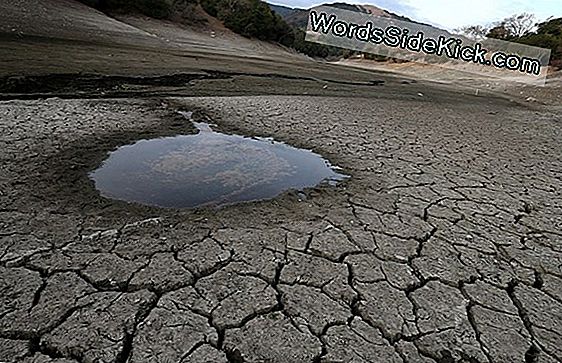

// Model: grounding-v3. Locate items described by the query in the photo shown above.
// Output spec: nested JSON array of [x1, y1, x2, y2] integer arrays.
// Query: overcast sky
[[268, 0, 562, 30]]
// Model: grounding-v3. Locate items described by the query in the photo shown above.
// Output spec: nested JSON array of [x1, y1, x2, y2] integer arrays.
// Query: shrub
[[136, 0, 173, 19], [201, 0, 294, 44], [77, 0, 103, 7], [78, 0, 173, 19], [515, 18, 562, 68]]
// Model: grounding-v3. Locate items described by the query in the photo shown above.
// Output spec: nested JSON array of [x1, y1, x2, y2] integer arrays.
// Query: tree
[[487, 13, 536, 40], [454, 25, 489, 40], [487, 24, 511, 40], [503, 13, 536, 37], [77, 0, 173, 19], [518, 17, 562, 68]]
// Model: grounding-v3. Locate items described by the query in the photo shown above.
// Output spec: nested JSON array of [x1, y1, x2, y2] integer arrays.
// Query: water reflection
[[90, 115, 348, 208]]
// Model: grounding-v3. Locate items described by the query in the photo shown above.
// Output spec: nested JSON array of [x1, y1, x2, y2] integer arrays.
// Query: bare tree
[[501, 13, 536, 37], [454, 25, 489, 40]]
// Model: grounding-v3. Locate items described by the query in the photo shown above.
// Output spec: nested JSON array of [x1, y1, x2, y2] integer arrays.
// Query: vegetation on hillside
[[517, 18, 562, 68], [457, 14, 562, 68], [78, 0, 343, 58], [200, 0, 294, 46], [78, 0, 176, 19], [77, 1, 561, 67]]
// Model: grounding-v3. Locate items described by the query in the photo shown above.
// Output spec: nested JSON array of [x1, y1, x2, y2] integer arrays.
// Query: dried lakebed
[[89, 112, 348, 208], [1, 96, 561, 363]]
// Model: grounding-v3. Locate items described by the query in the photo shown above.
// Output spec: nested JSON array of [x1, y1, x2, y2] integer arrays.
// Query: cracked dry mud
[[1, 93, 561, 363]]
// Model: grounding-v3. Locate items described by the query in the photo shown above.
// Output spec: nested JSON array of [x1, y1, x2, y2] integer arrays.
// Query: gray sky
[[268, 0, 562, 30]]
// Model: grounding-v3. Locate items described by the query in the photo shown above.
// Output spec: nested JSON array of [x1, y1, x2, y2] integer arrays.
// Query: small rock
[[523, 201, 535, 213]]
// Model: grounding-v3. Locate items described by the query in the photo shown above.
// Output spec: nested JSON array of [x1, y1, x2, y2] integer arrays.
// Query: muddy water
[[89, 115, 348, 208]]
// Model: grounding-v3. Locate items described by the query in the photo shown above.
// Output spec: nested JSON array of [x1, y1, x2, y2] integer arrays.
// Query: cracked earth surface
[[1, 94, 561, 363]]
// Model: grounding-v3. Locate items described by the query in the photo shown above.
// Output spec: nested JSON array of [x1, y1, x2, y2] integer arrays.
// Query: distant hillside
[[270, 2, 420, 29], [268, 4, 299, 18], [74, 0, 424, 60], [75, 0, 562, 67]]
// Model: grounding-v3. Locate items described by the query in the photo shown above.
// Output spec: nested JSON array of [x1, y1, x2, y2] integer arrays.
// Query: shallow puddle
[[89, 113, 348, 208]]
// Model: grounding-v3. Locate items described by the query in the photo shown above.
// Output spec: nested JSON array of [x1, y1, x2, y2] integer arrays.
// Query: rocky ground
[[1, 1, 562, 363]]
